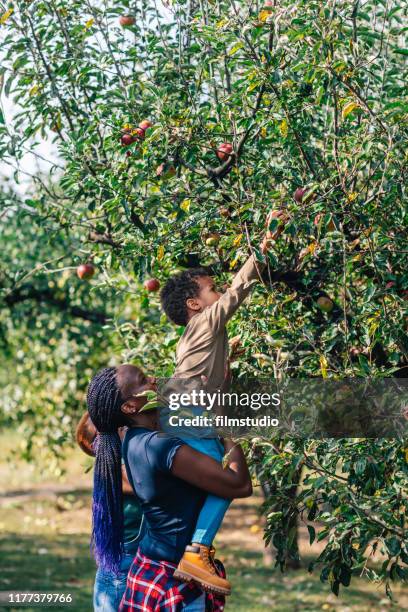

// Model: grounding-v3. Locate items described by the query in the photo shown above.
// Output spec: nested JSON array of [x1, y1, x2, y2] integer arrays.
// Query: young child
[[160, 210, 288, 595]]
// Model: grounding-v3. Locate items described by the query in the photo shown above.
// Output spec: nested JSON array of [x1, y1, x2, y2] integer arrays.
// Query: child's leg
[[174, 436, 232, 595], [182, 437, 230, 546], [193, 494, 230, 546]]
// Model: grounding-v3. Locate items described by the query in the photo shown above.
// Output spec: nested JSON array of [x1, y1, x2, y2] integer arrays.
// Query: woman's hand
[[222, 438, 236, 453], [171, 440, 252, 499]]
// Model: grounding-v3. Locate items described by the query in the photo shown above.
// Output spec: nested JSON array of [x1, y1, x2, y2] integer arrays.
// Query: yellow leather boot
[[173, 544, 231, 596]]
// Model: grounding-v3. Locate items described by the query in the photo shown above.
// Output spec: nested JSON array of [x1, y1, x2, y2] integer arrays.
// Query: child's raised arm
[[204, 209, 288, 333]]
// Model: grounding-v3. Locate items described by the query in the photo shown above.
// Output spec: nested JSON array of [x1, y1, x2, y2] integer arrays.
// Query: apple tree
[[1, 0, 407, 596]]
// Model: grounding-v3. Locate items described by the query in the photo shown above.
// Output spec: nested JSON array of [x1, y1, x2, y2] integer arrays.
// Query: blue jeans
[[94, 552, 205, 611], [179, 437, 231, 546], [93, 553, 134, 611], [183, 592, 206, 610]]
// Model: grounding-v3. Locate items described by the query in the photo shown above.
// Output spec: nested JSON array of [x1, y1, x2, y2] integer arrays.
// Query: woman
[[86, 363, 252, 611], [75, 411, 145, 611]]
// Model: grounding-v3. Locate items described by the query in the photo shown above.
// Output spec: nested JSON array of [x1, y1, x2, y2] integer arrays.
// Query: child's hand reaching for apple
[[261, 209, 289, 254]]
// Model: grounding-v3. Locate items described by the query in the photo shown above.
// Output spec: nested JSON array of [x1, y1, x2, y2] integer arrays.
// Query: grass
[[0, 533, 94, 611], [223, 551, 405, 612], [0, 431, 407, 611], [215, 502, 408, 612]]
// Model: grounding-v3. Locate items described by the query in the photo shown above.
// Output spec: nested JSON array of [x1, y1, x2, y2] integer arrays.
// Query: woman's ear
[[120, 399, 142, 416]]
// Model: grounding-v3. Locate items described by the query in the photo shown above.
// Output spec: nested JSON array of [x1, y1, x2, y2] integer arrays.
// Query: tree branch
[[88, 231, 121, 249], [3, 285, 109, 324], [206, 83, 267, 180]]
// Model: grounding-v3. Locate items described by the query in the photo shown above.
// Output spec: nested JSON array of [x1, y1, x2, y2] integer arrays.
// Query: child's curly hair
[[160, 267, 210, 326]]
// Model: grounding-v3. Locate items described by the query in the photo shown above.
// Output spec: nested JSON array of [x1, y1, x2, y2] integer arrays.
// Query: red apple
[[144, 278, 160, 292], [314, 213, 322, 226], [121, 133, 136, 146], [317, 296, 334, 313], [216, 143, 233, 162], [294, 187, 307, 203], [77, 263, 95, 280], [294, 187, 315, 204], [132, 127, 145, 140], [205, 233, 220, 247], [349, 346, 361, 358], [139, 120, 152, 131], [156, 163, 176, 179], [119, 15, 135, 27], [263, 0, 273, 8]]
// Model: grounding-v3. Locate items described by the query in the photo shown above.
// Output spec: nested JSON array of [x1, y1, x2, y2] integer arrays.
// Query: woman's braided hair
[[86, 367, 127, 574]]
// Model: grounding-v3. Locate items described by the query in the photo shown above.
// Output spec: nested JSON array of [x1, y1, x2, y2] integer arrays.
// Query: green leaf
[[307, 502, 318, 521], [385, 536, 401, 557], [288, 525, 297, 548], [354, 457, 367, 475], [317, 528, 330, 542], [320, 567, 330, 583], [331, 580, 340, 596], [307, 525, 316, 545], [339, 566, 351, 587], [228, 42, 244, 57]]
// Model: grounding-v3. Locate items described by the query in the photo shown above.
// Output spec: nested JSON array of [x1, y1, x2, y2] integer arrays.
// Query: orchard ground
[[0, 431, 407, 612]]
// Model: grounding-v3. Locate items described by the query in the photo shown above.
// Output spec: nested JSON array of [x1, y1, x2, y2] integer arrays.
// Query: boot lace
[[202, 547, 216, 574]]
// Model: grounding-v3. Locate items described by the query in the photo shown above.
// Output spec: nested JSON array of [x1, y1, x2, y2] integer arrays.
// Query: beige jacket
[[173, 254, 265, 394]]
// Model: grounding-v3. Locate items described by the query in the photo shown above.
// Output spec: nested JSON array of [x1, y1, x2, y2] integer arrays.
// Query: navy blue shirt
[[122, 493, 143, 555], [122, 427, 206, 563]]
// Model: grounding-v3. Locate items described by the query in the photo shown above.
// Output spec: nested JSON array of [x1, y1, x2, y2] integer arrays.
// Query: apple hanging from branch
[[219, 207, 231, 218], [216, 143, 233, 162], [121, 133, 137, 146], [294, 186, 314, 204], [119, 15, 136, 27], [317, 296, 334, 313], [144, 278, 160, 292], [205, 233, 221, 247], [132, 127, 146, 140], [77, 263, 95, 280], [156, 162, 176, 179], [121, 120, 152, 148], [139, 120, 152, 131]]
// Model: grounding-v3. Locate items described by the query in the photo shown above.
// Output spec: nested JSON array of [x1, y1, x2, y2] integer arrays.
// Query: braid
[[87, 367, 125, 574], [87, 367, 123, 433]]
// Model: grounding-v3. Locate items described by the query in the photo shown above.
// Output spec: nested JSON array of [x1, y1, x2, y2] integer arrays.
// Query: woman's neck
[[127, 414, 159, 430]]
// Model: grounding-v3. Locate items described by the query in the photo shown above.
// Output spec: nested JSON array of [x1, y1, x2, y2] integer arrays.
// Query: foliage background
[[0, 0, 407, 598]]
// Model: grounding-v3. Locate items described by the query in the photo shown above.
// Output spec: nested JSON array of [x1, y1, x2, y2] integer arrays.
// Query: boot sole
[[173, 569, 231, 596]]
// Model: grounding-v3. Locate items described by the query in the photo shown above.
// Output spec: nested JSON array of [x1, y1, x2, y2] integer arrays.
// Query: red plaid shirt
[[119, 549, 226, 611]]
